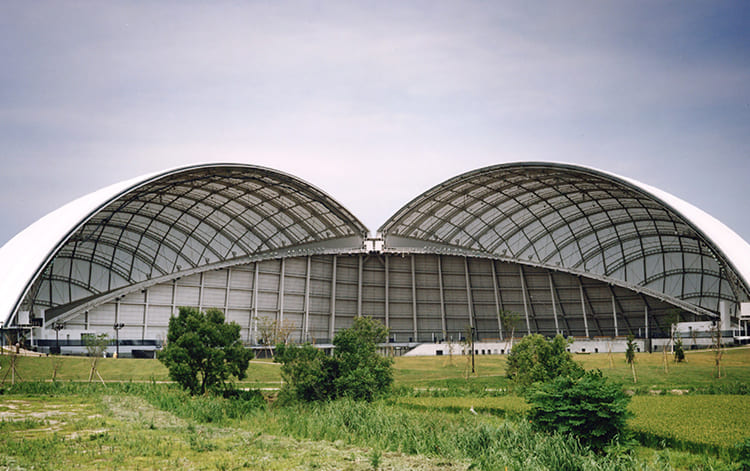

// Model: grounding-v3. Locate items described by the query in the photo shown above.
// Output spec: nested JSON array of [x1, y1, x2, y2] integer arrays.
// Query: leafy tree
[[499, 310, 521, 350], [526, 370, 631, 451], [159, 307, 253, 395], [333, 316, 393, 401], [625, 335, 637, 383], [674, 335, 685, 362], [506, 334, 583, 390], [275, 316, 393, 402], [84, 333, 109, 384], [275, 342, 336, 402], [257, 317, 296, 357]]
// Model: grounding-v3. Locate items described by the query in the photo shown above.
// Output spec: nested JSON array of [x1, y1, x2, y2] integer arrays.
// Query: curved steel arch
[[0, 163, 368, 326], [380, 162, 750, 316]]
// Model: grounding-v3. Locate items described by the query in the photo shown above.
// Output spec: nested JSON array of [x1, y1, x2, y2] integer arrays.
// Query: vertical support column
[[142, 288, 150, 341], [303, 256, 311, 342], [85, 310, 89, 331], [278, 258, 286, 327], [548, 272, 560, 335], [198, 272, 205, 311], [250, 263, 259, 343], [438, 255, 447, 340], [385, 255, 390, 330], [114, 297, 120, 332], [357, 255, 363, 317], [224, 268, 232, 315], [612, 292, 618, 337], [464, 257, 475, 329], [518, 265, 531, 335], [171, 279, 177, 316], [644, 305, 649, 339], [491, 260, 502, 340], [329, 255, 337, 340], [578, 277, 590, 338], [411, 255, 418, 341]]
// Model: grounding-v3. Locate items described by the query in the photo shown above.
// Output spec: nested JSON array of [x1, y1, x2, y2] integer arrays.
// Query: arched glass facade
[[1, 162, 747, 351]]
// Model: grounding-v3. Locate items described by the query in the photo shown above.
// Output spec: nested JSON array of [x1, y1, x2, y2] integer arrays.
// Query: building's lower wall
[[44, 254, 698, 345]]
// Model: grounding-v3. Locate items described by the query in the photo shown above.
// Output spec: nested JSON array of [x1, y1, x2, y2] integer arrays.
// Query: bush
[[275, 343, 337, 402], [526, 369, 631, 451], [275, 317, 393, 402], [674, 338, 685, 362], [332, 316, 393, 401], [506, 334, 582, 390], [158, 307, 253, 395]]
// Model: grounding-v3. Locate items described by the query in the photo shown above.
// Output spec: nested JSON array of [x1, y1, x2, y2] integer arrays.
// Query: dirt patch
[[102, 395, 186, 429]]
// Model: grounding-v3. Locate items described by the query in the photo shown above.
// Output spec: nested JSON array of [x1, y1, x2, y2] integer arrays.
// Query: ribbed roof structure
[[380, 162, 750, 316], [2, 161, 748, 331], [0, 164, 368, 325]]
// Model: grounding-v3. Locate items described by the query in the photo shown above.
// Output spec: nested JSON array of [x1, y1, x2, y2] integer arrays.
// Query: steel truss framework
[[380, 163, 750, 317], [1, 162, 748, 344], [59, 254, 682, 344]]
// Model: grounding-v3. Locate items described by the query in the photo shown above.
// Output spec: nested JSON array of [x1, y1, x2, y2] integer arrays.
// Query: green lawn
[[3, 347, 750, 469], [4, 346, 750, 392]]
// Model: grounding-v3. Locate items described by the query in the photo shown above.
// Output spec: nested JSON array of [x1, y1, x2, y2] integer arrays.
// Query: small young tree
[[711, 320, 724, 378], [499, 310, 521, 352], [257, 317, 296, 358], [158, 307, 253, 395], [526, 370, 631, 451], [84, 333, 109, 384], [674, 336, 685, 362], [625, 335, 637, 383], [506, 334, 583, 391]]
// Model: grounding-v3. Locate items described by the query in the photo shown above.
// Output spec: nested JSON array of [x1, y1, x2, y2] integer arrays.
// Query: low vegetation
[[275, 316, 393, 402], [2, 343, 750, 469]]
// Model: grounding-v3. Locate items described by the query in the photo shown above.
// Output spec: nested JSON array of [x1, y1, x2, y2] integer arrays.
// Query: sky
[[1, 1, 749, 247]]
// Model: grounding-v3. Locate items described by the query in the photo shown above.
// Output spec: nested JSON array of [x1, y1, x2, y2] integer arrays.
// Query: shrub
[[674, 338, 685, 362], [275, 317, 393, 402], [333, 317, 393, 401], [275, 342, 337, 402], [526, 369, 631, 451], [158, 307, 253, 395], [506, 334, 582, 390]]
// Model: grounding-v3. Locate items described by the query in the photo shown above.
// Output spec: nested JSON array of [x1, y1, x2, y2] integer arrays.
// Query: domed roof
[[380, 162, 750, 314], [0, 163, 368, 325]]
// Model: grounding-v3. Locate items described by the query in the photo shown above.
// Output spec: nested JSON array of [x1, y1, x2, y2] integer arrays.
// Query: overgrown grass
[[1, 381, 265, 425], [244, 398, 667, 470], [394, 396, 530, 418], [628, 395, 750, 460]]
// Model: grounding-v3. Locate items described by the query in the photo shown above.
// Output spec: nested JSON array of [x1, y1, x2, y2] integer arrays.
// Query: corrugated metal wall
[[63, 253, 686, 343]]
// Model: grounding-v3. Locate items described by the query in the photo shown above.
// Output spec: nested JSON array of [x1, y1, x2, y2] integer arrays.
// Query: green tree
[[526, 370, 631, 451], [506, 334, 583, 390], [84, 333, 109, 384], [275, 342, 336, 402], [158, 307, 253, 395], [275, 316, 393, 402], [625, 335, 637, 383], [674, 335, 685, 362], [333, 316, 393, 401]]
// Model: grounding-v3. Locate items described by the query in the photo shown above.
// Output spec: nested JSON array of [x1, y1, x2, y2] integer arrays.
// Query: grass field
[[2, 347, 750, 469], [4, 346, 750, 392]]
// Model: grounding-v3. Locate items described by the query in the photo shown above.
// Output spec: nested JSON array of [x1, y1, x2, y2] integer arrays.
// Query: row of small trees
[[157, 307, 392, 400]]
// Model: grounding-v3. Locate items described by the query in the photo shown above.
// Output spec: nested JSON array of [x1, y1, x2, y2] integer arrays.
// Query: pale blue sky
[[1, 1, 749, 246]]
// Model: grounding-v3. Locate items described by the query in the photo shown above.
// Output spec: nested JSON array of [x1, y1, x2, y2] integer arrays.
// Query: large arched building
[[1, 162, 749, 354]]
